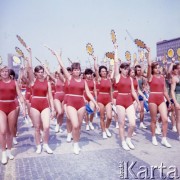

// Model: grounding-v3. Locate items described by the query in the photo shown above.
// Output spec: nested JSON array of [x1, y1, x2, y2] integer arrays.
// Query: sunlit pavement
[[0, 112, 180, 180]]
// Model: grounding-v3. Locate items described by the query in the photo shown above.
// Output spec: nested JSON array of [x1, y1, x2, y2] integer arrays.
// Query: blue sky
[[0, 0, 180, 70]]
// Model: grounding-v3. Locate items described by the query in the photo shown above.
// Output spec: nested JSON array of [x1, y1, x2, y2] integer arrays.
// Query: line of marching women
[[1, 45, 180, 165]]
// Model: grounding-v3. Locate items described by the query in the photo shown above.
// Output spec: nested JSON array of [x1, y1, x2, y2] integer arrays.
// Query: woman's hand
[[50, 109, 56, 120], [95, 103, 100, 112]]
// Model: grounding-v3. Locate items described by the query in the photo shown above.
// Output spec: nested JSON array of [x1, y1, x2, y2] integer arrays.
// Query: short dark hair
[[9, 69, 16, 79], [71, 62, 81, 71], [119, 63, 130, 73], [135, 65, 141, 76], [34, 65, 44, 73], [84, 68, 93, 75], [99, 65, 107, 77], [151, 62, 159, 75]]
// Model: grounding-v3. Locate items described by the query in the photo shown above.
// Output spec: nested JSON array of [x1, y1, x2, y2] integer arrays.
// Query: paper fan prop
[[12, 55, 21, 64], [133, 53, 137, 61], [125, 51, 131, 61], [16, 35, 27, 48], [167, 48, 174, 58], [110, 29, 117, 44], [15, 47, 24, 57], [162, 54, 167, 64], [139, 50, 144, 61], [0, 56, 2, 65], [86, 43, 94, 56], [105, 52, 115, 59], [110, 59, 114, 66], [134, 39, 146, 49], [177, 48, 180, 57], [145, 52, 148, 59]]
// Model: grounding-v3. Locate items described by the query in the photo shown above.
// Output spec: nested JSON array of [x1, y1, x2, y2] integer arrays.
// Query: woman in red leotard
[[26, 47, 55, 154], [53, 71, 65, 133], [129, 67, 148, 133], [114, 44, 141, 151], [93, 56, 113, 139], [0, 66, 25, 165], [53, 51, 99, 155], [84, 68, 97, 131], [147, 47, 172, 148]]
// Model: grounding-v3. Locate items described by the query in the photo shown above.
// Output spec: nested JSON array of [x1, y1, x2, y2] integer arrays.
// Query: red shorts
[[97, 93, 111, 106], [67, 96, 85, 110], [116, 94, 133, 109], [148, 93, 164, 106], [25, 92, 31, 101], [31, 97, 49, 112], [84, 92, 95, 102], [64, 95, 69, 105], [113, 91, 118, 99], [0, 101, 17, 115], [54, 92, 65, 102]]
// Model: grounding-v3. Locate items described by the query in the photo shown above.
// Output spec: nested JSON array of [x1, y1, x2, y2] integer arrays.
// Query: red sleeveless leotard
[[84, 79, 95, 102], [113, 82, 118, 99], [25, 86, 31, 101], [54, 79, 65, 102], [51, 82, 55, 99], [148, 75, 164, 106], [132, 78, 138, 101], [116, 75, 133, 109], [97, 78, 111, 106], [31, 79, 49, 112], [63, 80, 69, 105], [67, 78, 85, 110], [0, 80, 17, 115]]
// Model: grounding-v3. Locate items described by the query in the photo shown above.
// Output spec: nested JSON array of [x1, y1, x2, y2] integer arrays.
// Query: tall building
[[156, 37, 180, 62]]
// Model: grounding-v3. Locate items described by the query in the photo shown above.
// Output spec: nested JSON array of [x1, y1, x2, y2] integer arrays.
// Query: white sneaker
[[126, 138, 135, 150], [13, 137, 18, 145], [167, 117, 171, 123], [105, 128, 112, 137], [161, 138, 172, 148], [24, 116, 29, 124], [6, 150, 14, 160], [43, 144, 53, 154], [1, 151, 7, 165], [132, 132, 137, 136], [155, 127, 162, 135], [86, 124, 90, 131], [66, 133, 72, 143], [36, 145, 42, 154], [102, 132, 108, 139], [73, 143, 80, 155], [59, 126, 63, 133], [82, 120, 86, 124], [115, 122, 119, 129], [55, 124, 60, 133], [172, 126, 177, 132], [89, 122, 94, 130], [152, 136, 158, 146], [122, 141, 130, 151], [139, 122, 147, 129]]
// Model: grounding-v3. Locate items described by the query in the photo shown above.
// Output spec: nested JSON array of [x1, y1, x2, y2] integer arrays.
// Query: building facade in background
[[156, 37, 180, 63]]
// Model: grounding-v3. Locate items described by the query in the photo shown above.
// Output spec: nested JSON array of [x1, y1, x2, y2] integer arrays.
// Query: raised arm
[[25, 47, 34, 84], [53, 51, 71, 81], [146, 47, 152, 82], [92, 55, 99, 82], [114, 43, 119, 77]]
